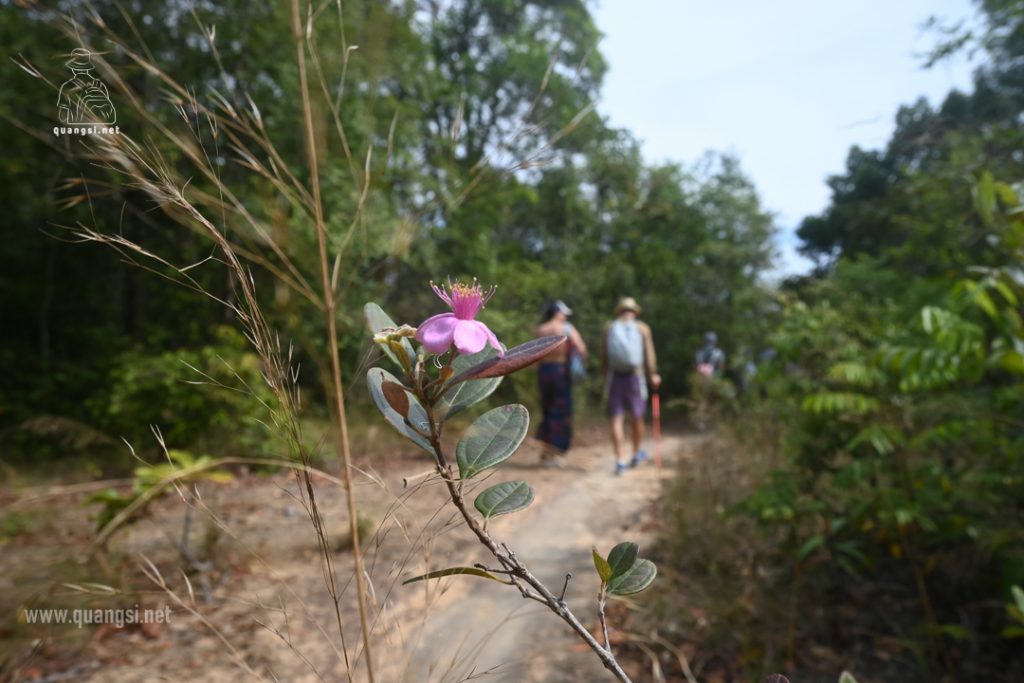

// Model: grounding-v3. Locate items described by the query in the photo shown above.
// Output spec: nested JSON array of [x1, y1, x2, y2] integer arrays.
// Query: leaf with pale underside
[[606, 558, 657, 596], [367, 368, 431, 452], [364, 302, 415, 369], [438, 347, 503, 420], [456, 404, 529, 479], [401, 566, 505, 585], [450, 336, 566, 383], [474, 481, 534, 518]]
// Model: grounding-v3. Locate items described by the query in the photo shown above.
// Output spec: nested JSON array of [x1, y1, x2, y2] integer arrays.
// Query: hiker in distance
[[695, 331, 726, 378], [535, 300, 588, 467], [693, 331, 726, 431], [600, 297, 660, 475]]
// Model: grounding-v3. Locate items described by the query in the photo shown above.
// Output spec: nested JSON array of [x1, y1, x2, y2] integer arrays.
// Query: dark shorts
[[608, 372, 646, 418]]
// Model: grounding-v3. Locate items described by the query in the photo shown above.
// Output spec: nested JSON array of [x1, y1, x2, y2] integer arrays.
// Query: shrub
[[100, 326, 278, 457]]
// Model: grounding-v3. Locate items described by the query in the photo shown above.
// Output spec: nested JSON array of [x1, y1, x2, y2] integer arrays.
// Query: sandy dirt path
[[378, 432, 692, 683], [5, 430, 695, 683]]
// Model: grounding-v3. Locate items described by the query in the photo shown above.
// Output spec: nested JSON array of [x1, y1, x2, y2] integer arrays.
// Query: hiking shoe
[[630, 450, 649, 468], [614, 461, 628, 476]]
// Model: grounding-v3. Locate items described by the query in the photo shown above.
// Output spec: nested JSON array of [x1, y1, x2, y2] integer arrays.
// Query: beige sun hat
[[614, 296, 641, 315]]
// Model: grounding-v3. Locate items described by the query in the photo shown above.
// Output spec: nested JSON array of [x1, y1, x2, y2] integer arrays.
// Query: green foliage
[[86, 488, 133, 532], [592, 541, 657, 597], [473, 481, 534, 519], [592, 547, 613, 582], [366, 367, 432, 452], [455, 405, 529, 479], [606, 559, 657, 597], [739, 175, 1024, 676], [100, 327, 278, 457], [365, 300, 657, 611], [4, 0, 778, 466], [401, 566, 506, 586], [1005, 586, 1024, 638], [800, 391, 879, 416], [438, 347, 503, 419], [607, 542, 640, 579], [364, 303, 417, 370], [86, 449, 232, 533], [0, 511, 30, 545]]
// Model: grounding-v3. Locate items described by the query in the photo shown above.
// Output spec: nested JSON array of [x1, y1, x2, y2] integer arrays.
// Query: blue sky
[[591, 0, 978, 276]]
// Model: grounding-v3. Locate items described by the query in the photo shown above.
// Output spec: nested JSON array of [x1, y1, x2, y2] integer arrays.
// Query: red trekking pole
[[652, 390, 662, 469]]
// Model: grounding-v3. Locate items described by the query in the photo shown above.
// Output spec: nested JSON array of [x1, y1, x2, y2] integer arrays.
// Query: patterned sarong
[[537, 362, 573, 452]]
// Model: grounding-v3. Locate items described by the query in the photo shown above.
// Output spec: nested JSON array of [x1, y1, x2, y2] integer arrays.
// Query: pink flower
[[416, 279, 504, 356]]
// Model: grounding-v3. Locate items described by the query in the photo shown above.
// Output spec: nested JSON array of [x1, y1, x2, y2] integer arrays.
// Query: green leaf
[[456, 404, 529, 479], [798, 534, 824, 561], [402, 566, 505, 585], [606, 558, 657, 596], [802, 391, 879, 416], [86, 488, 130, 505], [364, 302, 415, 369], [998, 350, 1024, 375], [366, 367, 432, 452], [203, 470, 234, 484], [474, 481, 534, 518], [592, 546, 612, 582], [1013, 585, 1024, 613], [838, 672, 859, 683], [450, 336, 566, 383], [607, 542, 639, 579], [936, 623, 971, 641], [827, 362, 885, 388], [995, 180, 1020, 208], [438, 347, 503, 420], [168, 449, 197, 467]]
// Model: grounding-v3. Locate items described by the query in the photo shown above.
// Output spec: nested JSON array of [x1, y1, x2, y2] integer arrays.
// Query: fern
[[827, 362, 886, 388], [802, 391, 879, 416]]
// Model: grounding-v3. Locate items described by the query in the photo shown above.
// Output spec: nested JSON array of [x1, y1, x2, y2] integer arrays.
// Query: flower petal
[[483, 325, 504, 357], [416, 313, 457, 354], [452, 320, 490, 355]]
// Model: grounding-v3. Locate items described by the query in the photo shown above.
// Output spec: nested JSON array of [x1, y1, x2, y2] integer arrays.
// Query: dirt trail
[[378, 433, 693, 683], [5, 431, 696, 683]]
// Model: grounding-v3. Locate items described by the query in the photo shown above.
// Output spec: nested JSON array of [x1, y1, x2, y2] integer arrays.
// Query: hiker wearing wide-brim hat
[[65, 48, 94, 70], [601, 297, 661, 475], [614, 296, 641, 315], [58, 48, 116, 125]]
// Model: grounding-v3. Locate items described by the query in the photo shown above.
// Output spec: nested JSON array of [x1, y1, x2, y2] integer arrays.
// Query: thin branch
[[422, 403, 632, 682]]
